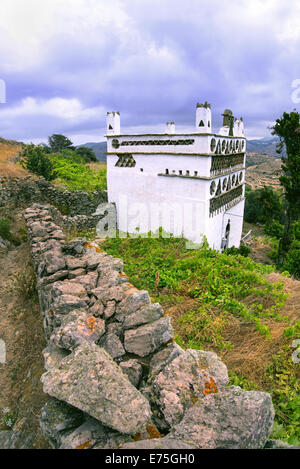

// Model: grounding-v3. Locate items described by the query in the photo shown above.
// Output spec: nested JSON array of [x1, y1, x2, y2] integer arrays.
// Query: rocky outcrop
[[23, 203, 276, 450]]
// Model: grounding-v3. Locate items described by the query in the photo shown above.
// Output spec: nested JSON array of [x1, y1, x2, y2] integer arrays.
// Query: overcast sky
[[0, 0, 300, 144]]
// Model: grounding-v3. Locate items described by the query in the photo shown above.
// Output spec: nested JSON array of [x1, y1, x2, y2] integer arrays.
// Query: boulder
[[40, 399, 84, 448], [123, 303, 164, 329], [99, 333, 126, 359], [149, 342, 184, 379], [169, 386, 274, 449], [42, 342, 70, 370], [41, 343, 152, 434], [124, 317, 173, 357], [151, 349, 228, 428], [115, 290, 151, 322], [60, 417, 131, 450], [52, 311, 105, 350]]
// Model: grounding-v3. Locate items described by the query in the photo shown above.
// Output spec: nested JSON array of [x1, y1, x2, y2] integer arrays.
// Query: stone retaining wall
[[24, 204, 275, 450], [0, 176, 107, 215]]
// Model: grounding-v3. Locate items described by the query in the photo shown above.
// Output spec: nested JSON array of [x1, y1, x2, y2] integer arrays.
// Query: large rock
[[51, 281, 87, 298], [41, 343, 152, 434], [52, 311, 105, 350], [40, 399, 84, 448], [149, 342, 184, 379], [99, 333, 125, 359], [151, 349, 228, 428], [124, 317, 174, 357], [123, 303, 164, 329], [170, 386, 275, 449], [115, 290, 150, 322], [60, 417, 131, 449], [42, 342, 70, 370]]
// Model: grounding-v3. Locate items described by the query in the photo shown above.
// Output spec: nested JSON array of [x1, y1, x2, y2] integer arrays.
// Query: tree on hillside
[[76, 146, 97, 162], [48, 134, 74, 152], [20, 144, 55, 181], [272, 110, 300, 264]]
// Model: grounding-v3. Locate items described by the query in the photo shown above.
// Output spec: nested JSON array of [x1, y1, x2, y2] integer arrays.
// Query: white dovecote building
[[106, 103, 246, 251]]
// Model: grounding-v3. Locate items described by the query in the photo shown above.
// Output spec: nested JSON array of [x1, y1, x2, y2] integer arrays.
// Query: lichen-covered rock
[[40, 399, 84, 448], [123, 303, 164, 329], [41, 343, 152, 434], [151, 349, 228, 428], [120, 360, 143, 387], [59, 417, 131, 449], [42, 342, 70, 370], [51, 281, 87, 297], [69, 272, 98, 291], [169, 386, 275, 449], [149, 342, 184, 379], [103, 300, 116, 319], [52, 311, 105, 350], [121, 438, 196, 449], [99, 333, 125, 359], [124, 317, 173, 357], [51, 295, 88, 315], [115, 290, 151, 322]]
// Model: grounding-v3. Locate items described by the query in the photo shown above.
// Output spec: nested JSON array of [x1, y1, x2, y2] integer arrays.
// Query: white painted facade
[[106, 104, 246, 251]]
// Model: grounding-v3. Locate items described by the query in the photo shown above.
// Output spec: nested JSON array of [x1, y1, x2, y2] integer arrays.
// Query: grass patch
[[101, 231, 299, 444]]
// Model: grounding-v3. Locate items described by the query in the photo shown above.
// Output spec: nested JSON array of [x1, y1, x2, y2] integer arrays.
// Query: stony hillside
[[0, 138, 28, 178], [245, 152, 282, 189]]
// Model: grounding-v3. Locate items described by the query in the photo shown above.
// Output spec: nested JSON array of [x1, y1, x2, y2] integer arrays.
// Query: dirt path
[[0, 241, 50, 448]]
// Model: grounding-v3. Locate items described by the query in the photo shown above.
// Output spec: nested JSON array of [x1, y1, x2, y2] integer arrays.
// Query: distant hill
[[246, 137, 283, 156], [77, 142, 107, 162]]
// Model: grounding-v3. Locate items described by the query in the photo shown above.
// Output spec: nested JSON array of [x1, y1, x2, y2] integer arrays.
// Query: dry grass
[[220, 272, 300, 388], [87, 161, 106, 171], [0, 142, 30, 178]]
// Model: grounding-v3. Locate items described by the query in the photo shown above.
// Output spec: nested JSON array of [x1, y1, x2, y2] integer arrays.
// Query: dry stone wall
[[0, 176, 107, 215], [24, 203, 276, 450]]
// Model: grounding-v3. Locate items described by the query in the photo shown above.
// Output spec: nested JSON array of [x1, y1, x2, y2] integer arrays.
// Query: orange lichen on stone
[[146, 425, 164, 439], [132, 433, 142, 441], [203, 376, 218, 396], [88, 317, 96, 332], [76, 441, 91, 449], [84, 242, 101, 253], [119, 272, 127, 277], [198, 360, 207, 370]]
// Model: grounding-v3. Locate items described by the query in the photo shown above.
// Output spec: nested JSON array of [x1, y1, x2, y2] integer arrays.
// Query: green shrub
[[50, 155, 107, 192], [20, 144, 55, 180], [264, 220, 284, 239]]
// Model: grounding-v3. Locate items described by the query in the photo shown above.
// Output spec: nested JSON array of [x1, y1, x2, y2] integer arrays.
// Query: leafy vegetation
[[101, 231, 300, 443], [20, 144, 55, 181], [272, 111, 300, 267], [19, 135, 106, 192], [102, 232, 287, 343]]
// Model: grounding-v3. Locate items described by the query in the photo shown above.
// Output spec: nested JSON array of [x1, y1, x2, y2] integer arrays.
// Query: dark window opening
[[199, 120, 205, 127], [194, 171, 198, 176], [166, 169, 169, 174]]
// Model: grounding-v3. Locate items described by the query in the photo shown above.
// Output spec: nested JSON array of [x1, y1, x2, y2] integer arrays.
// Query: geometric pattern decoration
[[209, 184, 243, 217], [210, 154, 244, 176], [120, 139, 195, 147], [115, 154, 136, 167]]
